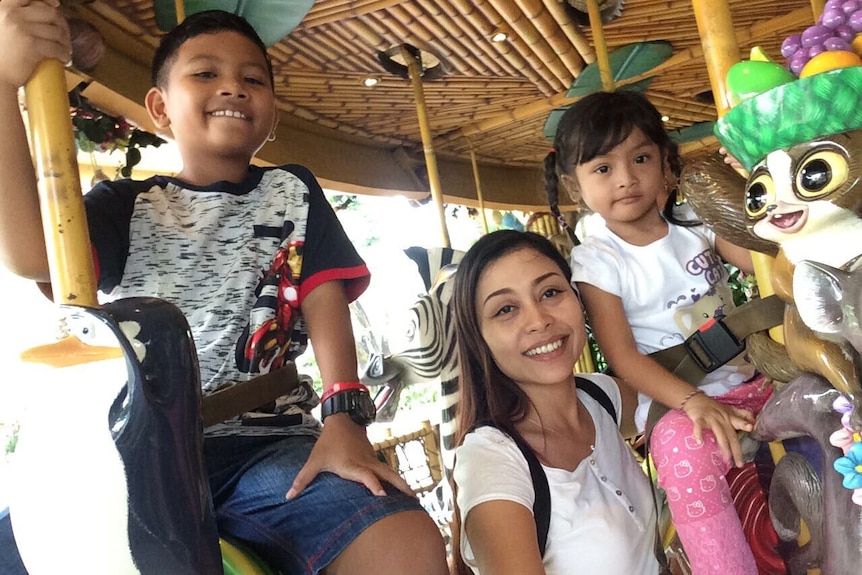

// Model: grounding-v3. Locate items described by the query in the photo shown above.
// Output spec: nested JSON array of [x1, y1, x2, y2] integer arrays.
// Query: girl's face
[[475, 247, 586, 390], [566, 127, 670, 227]]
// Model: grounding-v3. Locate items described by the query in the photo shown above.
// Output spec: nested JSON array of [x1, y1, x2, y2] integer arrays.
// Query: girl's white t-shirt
[[454, 374, 659, 575], [570, 220, 755, 430]]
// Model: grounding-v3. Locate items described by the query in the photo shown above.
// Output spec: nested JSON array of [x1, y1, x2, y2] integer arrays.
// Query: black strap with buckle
[[644, 294, 785, 436], [684, 316, 746, 373]]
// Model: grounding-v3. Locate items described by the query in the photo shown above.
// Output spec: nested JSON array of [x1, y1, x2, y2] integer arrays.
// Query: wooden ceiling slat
[[487, 0, 575, 88], [415, 0, 510, 76], [541, 0, 596, 64], [313, 26, 377, 71], [388, 4, 487, 76], [515, 0, 587, 77], [301, 0, 404, 29], [446, 0, 559, 94], [288, 32, 342, 68]]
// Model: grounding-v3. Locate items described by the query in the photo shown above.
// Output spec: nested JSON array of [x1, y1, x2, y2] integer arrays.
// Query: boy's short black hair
[[151, 10, 274, 89]]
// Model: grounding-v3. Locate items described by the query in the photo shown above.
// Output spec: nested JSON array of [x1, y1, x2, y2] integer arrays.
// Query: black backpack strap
[[470, 422, 551, 557], [508, 432, 551, 557], [575, 376, 617, 424]]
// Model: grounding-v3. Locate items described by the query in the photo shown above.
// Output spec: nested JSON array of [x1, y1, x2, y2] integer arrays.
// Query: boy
[[0, 2, 447, 574]]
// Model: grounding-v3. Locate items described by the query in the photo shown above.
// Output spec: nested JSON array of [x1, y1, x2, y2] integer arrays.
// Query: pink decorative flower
[[831, 428, 856, 453]]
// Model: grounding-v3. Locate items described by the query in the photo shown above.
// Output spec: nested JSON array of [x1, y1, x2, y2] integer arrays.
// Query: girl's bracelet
[[679, 389, 704, 411]]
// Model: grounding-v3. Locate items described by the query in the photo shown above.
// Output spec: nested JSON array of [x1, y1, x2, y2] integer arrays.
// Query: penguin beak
[[21, 336, 124, 368]]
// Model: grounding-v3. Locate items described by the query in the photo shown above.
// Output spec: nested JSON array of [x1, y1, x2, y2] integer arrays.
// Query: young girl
[[546, 90, 771, 575], [451, 230, 659, 575]]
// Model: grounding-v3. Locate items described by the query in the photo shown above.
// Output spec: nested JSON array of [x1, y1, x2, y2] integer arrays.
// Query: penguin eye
[[744, 173, 775, 219], [795, 150, 848, 199], [69, 316, 100, 343]]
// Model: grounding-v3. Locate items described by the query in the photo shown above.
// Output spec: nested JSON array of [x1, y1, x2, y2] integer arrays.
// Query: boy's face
[[146, 30, 277, 163]]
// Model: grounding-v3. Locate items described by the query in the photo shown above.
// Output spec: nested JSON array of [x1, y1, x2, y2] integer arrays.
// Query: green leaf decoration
[[667, 121, 715, 144], [565, 41, 673, 97], [70, 86, 167, 179], [154, 0, 315, 46]]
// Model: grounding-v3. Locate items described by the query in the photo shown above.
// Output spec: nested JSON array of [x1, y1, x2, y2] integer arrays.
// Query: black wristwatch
[[320, 383, 376, 426]]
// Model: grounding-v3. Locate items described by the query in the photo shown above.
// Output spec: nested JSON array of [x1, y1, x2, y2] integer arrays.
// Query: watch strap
[[320, 381, 368, 404]]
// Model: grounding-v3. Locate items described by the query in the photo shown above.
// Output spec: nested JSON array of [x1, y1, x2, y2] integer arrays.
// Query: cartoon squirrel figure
[[681, 63, 862, 417]]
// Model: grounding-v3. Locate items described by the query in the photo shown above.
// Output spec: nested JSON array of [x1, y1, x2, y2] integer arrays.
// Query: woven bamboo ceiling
[[66, 0, 815, 208]]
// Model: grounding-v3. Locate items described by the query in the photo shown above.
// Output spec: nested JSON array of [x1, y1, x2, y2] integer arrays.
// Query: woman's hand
[[681, 392, 755, 467], [286, 413, 413, 500]]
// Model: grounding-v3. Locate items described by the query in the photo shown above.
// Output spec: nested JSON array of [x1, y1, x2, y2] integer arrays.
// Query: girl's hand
[[681, 392, 755, 467], [718, 147, 748, 178]]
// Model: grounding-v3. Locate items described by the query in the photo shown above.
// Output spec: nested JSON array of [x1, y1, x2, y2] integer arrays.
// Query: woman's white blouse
[[454, 374, 659, 575]]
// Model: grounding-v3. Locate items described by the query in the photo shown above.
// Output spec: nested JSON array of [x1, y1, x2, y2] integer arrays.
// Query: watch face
[[322, 389, 376, 426], [349, 391, 376, 426]]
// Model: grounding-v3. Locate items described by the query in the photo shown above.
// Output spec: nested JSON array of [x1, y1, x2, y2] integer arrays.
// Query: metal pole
[[401, 46, 451, 248], [24, 60, 97, 307], [586, 0, 615, 92]]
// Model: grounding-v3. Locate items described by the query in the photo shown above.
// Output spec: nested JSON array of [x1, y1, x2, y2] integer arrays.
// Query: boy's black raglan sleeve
[[83, 179, 142, 293], [284, 164, 371, 304]]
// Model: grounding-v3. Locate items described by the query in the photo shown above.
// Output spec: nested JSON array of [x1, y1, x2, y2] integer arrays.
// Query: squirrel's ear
[[145, 87, 171, 131], [559, 173, 581, 204]]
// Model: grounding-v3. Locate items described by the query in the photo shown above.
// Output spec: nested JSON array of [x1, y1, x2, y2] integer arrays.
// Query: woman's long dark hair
[[544, 90, 697, 229], [448, 230, 575, 574]]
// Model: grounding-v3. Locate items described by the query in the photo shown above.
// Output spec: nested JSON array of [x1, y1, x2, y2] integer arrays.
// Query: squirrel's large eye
[[795, 150, 848, 199], [745, 173, 775, 218]]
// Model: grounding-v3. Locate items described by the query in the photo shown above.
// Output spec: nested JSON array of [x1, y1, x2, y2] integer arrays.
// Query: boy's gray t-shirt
[[84, 164, 369, 436]]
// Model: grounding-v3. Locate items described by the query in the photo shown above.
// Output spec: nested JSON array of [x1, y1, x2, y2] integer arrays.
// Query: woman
[[450, 230, 659, 575]]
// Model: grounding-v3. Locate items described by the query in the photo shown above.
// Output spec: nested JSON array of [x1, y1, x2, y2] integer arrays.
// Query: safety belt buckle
[[683, 316, 745, 373]]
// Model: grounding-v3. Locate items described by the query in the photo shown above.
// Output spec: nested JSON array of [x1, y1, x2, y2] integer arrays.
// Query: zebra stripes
[[383, 247, 464, 471]]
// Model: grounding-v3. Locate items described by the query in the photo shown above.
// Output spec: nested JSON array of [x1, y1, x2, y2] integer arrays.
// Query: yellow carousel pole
[[586, 0, 615, 92], [691, 0, 783, 344], [468, 147, 490, 235], [579, 0, 609, 371], [24, 60, 97, 307], [811, 0, 826, 20], [691, 0, 740, 116], [401, 46, 451, 248]]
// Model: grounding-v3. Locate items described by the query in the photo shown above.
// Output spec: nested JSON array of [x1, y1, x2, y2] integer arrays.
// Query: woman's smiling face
[[476, 247, 586, 390]]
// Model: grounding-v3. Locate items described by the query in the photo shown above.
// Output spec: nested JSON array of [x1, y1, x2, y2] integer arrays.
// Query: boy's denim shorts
[[204, 433, 423, 575]]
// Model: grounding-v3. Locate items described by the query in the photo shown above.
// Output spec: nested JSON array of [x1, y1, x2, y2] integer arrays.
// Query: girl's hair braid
[[544, 150, 579, 246]]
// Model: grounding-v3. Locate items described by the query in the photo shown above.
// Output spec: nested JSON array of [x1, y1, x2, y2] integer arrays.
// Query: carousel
[[4, 0, 862, 573]]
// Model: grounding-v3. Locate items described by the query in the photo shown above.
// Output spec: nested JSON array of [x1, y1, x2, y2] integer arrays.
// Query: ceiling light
[[661, 115, 669, 122], [491, 32, 508, 42], [363, 77, 379, 87]]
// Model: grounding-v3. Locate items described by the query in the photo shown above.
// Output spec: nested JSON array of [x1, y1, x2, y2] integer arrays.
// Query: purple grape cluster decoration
[[782, 0, 862, 75]]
